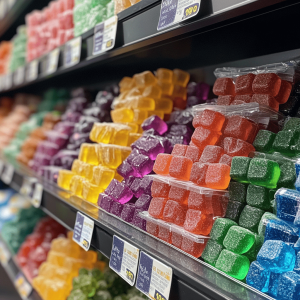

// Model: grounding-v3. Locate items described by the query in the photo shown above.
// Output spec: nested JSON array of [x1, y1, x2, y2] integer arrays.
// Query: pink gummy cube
[[192, 109, 226, 131], [235, 73, 255, 95], [171, 229, 182, 249], [169, 156, 193, 181], [146, 220, 159, 237], [251, 94, 279, 111], [234, 94, 252, 103], [219, 154, 233, 166], [158, 224, 171, 243], [213, 78, 235, 96], [275, 80, 292, 104], [199, 145, 224, 163], [216, 95, 234, 106], [187, 191, 213, 214]]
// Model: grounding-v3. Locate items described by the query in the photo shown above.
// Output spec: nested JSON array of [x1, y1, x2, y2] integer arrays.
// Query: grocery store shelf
[[6, 165, 273, 300]]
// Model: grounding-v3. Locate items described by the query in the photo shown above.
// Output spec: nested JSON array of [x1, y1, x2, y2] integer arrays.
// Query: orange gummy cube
[[173, 69, 190, 87], [213, 78, 235, 96], [153, 153, 172, 175], [223, 137, 255, 157], [190, 163, 209, 186], [134, 71, 157, 87], [191, 126, 221, 149], [163, 200, 187, 226], [187, 191, 212, 214], [168, 184, 189, 205], [252, 73, 281, 96], [171, 144, 188, 156], [275, 80, 292, 104], [151, 180, 170, 198], [185, 145, 202, 162], [217, 95, 234, 105], [181, 235, 208, 258], [205, 163, 231, 190], [173, 97, 187, 110], [158, 224, 172, 243], [148, 197, 168, 219], [219, 154, 233, 166], [156, 68, 173, 83], [192, 109, 226, 131], [251, 94, 279, 111], [146, 220, 159, 237], [235, 73, 255, 95], [169, 156, 193, 180], [199, 145, 224, 163], [183, 209, 213, 235], [172, 85, 187, 100]]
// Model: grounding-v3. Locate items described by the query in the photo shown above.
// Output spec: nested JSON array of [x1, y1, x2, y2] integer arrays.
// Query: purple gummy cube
[[110, 201, 124, 217], [95, 91, 114, 110], [62, 110, 82, 123], [68, 97, 88, 112], [167, 110, 193, 126], [74, 116, 98, 133], [46, 131, 69, 148], [68, 132, 91, 148], [33, 153, 51, 166], [168, 124, 193, 137], [135, 194, 152, 211], [187, 82, 210, 100], [83, 107, 111, 122], [121, 203, 136, 222], [111, 181, 133, 204], [143, 129, 160, 136], [141, 137, 164, 160], [54, 122, 75, 135], [98, 194, 114, 212], [41, 166, 62, 183], [130, 178, 143, 197], [37, 141, 60, 156], [105, 179, 119, 197], [131, 209, 146, 230], [131, 154, 155, 177], [124, 176, 136, 187], [117, 161, 135, 179], [127, 149, 140, 164], [50, 150, 79, 169], [142, 115, 168, 135], [139, 176, 153, 195], [187, 82, 198, 97], [159, 137, 173, 154]]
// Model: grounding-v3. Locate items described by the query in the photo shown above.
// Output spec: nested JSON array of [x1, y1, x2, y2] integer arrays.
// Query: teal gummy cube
[[283, 118, 300, 131], [230, 157, 251, 183], [277, 161, 296, 189], [210, 218, 237, 244], [253, 130, 276, 153], [247, 158, 281, 189], [246, 184, 271, 210], [272, 130, 296, 157], [228, 182, 247, 203], [239, 205, 264, 233], [201, 239, 223, 266], [244, 234, 264, 262]]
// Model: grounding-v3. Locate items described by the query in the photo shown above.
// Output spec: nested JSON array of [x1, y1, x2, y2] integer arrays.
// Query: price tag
[[157, 0, 201, 31], [64, 37, 81, 68], [31, 182, 43, 208], [109, 235, 140, 286], [5, 73, 13, 90], [14, 272, 32, 300], [93, 16, 118, 56], [73, 212, 94, 251], [26, 60, 38, 82], [14, 66, 25, 86], [1, 164, 14, 185], [136, 252, 172, 300], [0, 241, 11, 265], [47, 48, 60, 75]]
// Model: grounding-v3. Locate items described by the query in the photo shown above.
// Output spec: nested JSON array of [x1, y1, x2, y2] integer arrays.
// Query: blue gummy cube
[[294, 238, 300, 254], [246, 261, 270, 292], [296, 174, 300, 192], [257, 240, 296, 273], [268, 272, 281, 298], [294, 208, 300, 228], [277, 271, 300, 300], [294, 252, 300, 275], [264, 219, 299, 246], [296, 160, 300, 177]]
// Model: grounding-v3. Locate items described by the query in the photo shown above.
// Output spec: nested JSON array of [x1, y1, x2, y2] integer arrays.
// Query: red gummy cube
[[192, 109, 226, 131], [191, 126, 221, 149], [231, 100, 246, 105], [163, 200, 187, 226], [190, 163, 209, 186], [217, 95, 234, 106], [153, 153, 172, 175], [212, 194, 229, 217], [252, 73, 281, 96], [146, 220, 159, 237], [158, 224, 172, 243], [151, 181, 170, 197], [168, 184, 190, 204], [171, 144, 188, 156], [235, 73, 255, 94], [171, 229, 182, 248], [234, 94, 252, 103], [213, 78, 235, 96], [148, 197, 168, 219], [181, 235, 209, 258], [183, 209, 213, 235], [187, 191, 213, 214], [223, 137, 255, 157], [275, 80, 292, 104], [205, 163, 231, 190], [173, 97, 187, 110], [251, 94, 279, 111], [169, 156, 193, 181], [219, 154, 233, 166], [185, 146, 202, 163], [199, 145, 224, 163]]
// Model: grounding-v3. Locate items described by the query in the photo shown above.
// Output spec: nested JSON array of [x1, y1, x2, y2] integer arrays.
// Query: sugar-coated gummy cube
[[247, 158, 281, 189], [57, 170, 74, 190], [151, 180, 170, 198], [235, 73, 255, 95], [105, 179, 118, 196], [110, 201, 124, 217], [199, 145, 224, 164], [251, 94, 279, 111], [180, 233, 208, 258], [111, 108, 134, 123], [246, 261, 270, 292], [213, 78, 235, 96], [257, 240, 296, 273], [219, 154, 233, 166], [272, 130, 296, 156], [205, 163, 231, 190], [229, 182, 247, 203], [202, 239, 224, 266], [135, 194, 152, 211], [134, 71, 157, 87], [284, 117, 300, 131], [171, 144, 188, 156], [234, 94, 252, 103], [230, 157, 251, 183], [131, 209, 146, 230], [171, 227, 182, 248], [210, 218, 237, 244], [223, 137, 255, 157], [148, 197, 168, 219], [190, 162, 208, 186], [211, 194, 228, 217], [252, 73, 282, 96], [139, 176, 153, 195], [275, 80, 292, 104], [192, 109, 226, 131], [187, 191, 212, 213], [185, 146, 202, 163], [169, 156, 193, 181], [277, 271, 300, 300], [158, 223, 172, 243], [111, 181, 133, 204], [191, 126, 221, 149], [131, 154, 154, 177], [225, 200, 245, 222], [146, 219, 159, 236], [183, 209, 213, 235], [239, 205, 264, 233], [215, 249, 250, 280], [278, 161, 296, 189], [268, 272, 281, 298], [130, 178, 143, 197], [98, 194, 114, 212], [253, 130, 276, 153], [117, 161, 135, 179], [246, 184, 270, 210], [258, 212, 278, 236], [168, 184, 189, 205], [163, 200, 187, 226], [157, 68, 173, 83], [216, 95, 234, 105], [153, 153, 172, 175], [121, 203, 136, 222], [244, 234, 264, 262], [141, 115, 168, 135], [294, 252, 300, 274]]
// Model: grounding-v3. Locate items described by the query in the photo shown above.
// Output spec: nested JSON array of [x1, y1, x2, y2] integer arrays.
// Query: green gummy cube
[[230, 157, 251, 183], [201, 239, 223, 266], [228, 182, 247, 203], [239, 205, 264, 233], [277, 161, 296, 189], [210, 218, 237, 244], [283, 118, 300, 131], [247, 158, 281, 189], [106, 0, 115, 18], [269, 189, 277, 201], [246, 184, 270, 210], [253, 130, 276, 153], [215, 249, 250, 280], [225, 201, 245, 222], [272, 130, 296, 156], [244, 234, 264, 262]]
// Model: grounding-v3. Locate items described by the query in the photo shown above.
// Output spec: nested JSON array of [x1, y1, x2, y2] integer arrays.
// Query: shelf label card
[[5, 73, 13, 90], [93, 16, 118, 56], [136, 252, 172, 300], [157, 0, 200, 31], [0, 241, 11, 265], [0, 160, 4, 175], [14, 66, 25, 86], [109, 235, 140, 286], [20, 177, 31, 197], [31, 182, 43, 208], [26, 60, 38, 82], [1, 164, 14, 185], [14, 272, 32, 300], [64, 37, 81, 67], [47, 48, 60, 74], [73, 212, 94, 251]]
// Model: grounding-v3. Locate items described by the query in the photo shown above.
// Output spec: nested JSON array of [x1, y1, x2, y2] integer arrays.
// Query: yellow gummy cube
[[32, 276, 47, 298], [133, 109, 149, 125], [126, 87, 144, 98], [98, 144, 123, 169], [134, 71, 157, 87], [39, 262, 75, 285], [47, 251, 65, 267], [79, 250, 98, 263], [83, 163, 95, 181], [173, 69, 190, 87], [51, 237, 81, 258], [79, 144, 100, 165], [137, 125, 143, 133], [119, 76, 135, 92], [70, 175, 84, 197], [92, 166, 115, 189], [57, 170, 74, 190], [125, 122, 139, 133], [149, 110, 164, 120], [114, 172, 124, 182], [82, 181, 104, 204], [131, 96, 155, 110], [63, 257, 85, 273], [172, 85, 187, 100], [158, 81, 174, 96], [155, 97, 173, 114], [143, 85, 162, 99], [44, 278, 70, 300], [111, 128, 130, 146], [111, 108, 134, 123], [156, 68, 173, 83], [115, 0, 131, 15], [128, 133, 142, 146], [71, 159, 84, 176]]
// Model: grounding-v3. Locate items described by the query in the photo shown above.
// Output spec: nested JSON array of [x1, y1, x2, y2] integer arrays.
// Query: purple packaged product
[[117, 161, 135, 179], [121, 203, 136, 222], [50, 150, 79, 169], [141, 115, 168, 135], [33, 153, 51, 166], [131, 154, 155, 177], [105, 179, 118, 197], [131, 209, 146, 230], [62, 110, 82, 123], [54, 122, 75, 135], [124, 176, 136, 187], [68, 97, 88, 112], [135, 194, 152, 211], [111, 181, 133, 204], [130, 178, 143, 198], [139, 176, 153, 195], [110, 201, 124, 217], [98, 194, 114, 212]]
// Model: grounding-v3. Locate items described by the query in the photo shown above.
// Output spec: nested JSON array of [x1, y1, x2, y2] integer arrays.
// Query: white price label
[[20, 177, 36, 198], [1, 164, 14, 184], [136, 252, 172, 300], [64, 37, 81, 67], [0, 241, 11, 265], [47, 48, 60, 75], [14, 66, 25, 86], [73, 212, 94, 251], [93, 16, 118, 56], [14, 273, 32, 300], [5, 73, 12, 90], [26, 60, 38, 82], [109, 236, 140, 286], [31, 182, 43, 208]]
